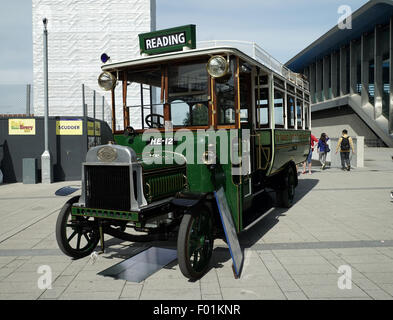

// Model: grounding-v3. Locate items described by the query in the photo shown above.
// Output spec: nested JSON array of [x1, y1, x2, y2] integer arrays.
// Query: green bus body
[[107, 128, 310, 232], [71, 46, 311, 234]]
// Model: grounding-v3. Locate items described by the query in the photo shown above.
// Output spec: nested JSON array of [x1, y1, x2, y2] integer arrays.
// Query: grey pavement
[[0, 147, 392, 300]]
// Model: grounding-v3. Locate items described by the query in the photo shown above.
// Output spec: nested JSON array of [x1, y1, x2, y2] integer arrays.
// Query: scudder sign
[[56, 120, 83, 135]]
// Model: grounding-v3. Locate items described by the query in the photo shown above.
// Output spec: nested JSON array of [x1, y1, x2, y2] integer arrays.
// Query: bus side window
[[274, 89, 284, 128], [255, 88, 269, 128], [287, 95, 295, 129], [296, 98, 303, 129], [240, 73, 252, 125]]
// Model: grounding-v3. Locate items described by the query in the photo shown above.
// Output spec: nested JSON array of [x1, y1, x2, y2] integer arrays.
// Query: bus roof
[[101, 41, 309, 91]]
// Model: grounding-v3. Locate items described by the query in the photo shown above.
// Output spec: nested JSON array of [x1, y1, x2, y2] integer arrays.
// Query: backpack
[[340, 136, 350, 151], [324, 141, 330, 153]]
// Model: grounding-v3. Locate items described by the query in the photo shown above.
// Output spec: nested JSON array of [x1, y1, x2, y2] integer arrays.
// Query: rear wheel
[[276, 166, 296, 208], [56, 196, 100, 259], [177, 206, 214, 280]]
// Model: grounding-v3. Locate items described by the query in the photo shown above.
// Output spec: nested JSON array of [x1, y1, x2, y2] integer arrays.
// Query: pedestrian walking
[[317, 133, 330, 170], [302, 133, 318, 174], [335, 129, 355, 171]]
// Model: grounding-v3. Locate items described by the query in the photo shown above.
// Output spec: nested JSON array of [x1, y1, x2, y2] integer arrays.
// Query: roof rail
[[197, 40, 309, 90]]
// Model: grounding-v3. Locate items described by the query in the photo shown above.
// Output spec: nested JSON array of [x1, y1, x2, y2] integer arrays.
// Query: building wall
[[311, 106, 381, 144], [0, 117, 113, 183], [32, 0, 156, 129]]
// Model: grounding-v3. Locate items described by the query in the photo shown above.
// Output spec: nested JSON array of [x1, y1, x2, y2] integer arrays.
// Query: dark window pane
[[168, 62, 209, 127], [274, 90, 284, 127], [287, 95, 295, 128], [217, 59, 235, 125]]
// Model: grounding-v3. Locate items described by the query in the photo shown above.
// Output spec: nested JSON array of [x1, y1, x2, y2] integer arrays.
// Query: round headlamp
[[207, 55, 229, 78], [98, 71, 117, 91]]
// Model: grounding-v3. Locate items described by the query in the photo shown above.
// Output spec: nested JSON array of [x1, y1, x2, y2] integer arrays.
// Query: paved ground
[[0, 147, 392, 300]]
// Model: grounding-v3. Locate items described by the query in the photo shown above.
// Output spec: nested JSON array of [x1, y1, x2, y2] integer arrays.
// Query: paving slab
[[0, 148, 392, 300]]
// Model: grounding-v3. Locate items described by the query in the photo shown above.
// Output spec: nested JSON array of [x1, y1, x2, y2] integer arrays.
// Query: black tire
[[56, 196, 99, 259], [177, 206, 214, 280], [276, 166, 296, 208]]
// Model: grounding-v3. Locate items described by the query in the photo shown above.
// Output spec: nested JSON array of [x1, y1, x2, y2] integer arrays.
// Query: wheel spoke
[[67, 230, 77, 242], [192, 250, 199, 268], [76, 233, 82, 250], [83, 232, 90, 243]]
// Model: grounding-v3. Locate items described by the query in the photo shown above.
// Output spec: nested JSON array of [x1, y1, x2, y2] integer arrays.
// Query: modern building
[[286, 0, 393, 147], [32, 0, 156, 129]]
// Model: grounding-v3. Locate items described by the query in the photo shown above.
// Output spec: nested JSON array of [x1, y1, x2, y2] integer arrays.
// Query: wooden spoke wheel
[[177, 206, 214, 280], [56, 196, 99, 259], [276, 166, 296, 208]]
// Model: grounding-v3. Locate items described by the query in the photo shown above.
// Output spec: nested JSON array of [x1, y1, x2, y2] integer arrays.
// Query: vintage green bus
[[56, 26, 311, 280]]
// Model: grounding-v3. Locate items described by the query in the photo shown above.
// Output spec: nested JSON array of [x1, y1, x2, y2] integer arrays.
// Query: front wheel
[[276, 166, 296, 208], [56, 196, 100, 259], [177, 206, 214, 280]]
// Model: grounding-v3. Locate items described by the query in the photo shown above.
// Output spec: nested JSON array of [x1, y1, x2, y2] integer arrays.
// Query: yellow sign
[[56, 120, 83, 135], [8, 119, 36, 135], [88, 121, 101, 136]]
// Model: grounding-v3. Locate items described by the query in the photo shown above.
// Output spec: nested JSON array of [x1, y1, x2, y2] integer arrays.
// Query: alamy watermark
[[37, 265, 52, 290], [140, 128, 251, 176], [337, 265, 352, 290], [338, 5, 352, 30]]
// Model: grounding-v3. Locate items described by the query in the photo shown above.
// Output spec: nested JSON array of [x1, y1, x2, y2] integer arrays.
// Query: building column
[[375, 25, 383, 119], [331, 51, 338, 99], [340, 46, 347, 96], [350, 40, 357, 94], [323, 56, 329, 100], [303, 66, 310, 81], [310, 62, 316, 103], [316, 59, 322, 102], [389, 17, 393, 133], [361, 33, 369, 107]]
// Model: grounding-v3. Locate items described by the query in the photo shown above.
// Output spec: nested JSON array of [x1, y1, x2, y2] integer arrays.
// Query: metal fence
[[0, 84, 112, 129], [82, 84, 112, 129]]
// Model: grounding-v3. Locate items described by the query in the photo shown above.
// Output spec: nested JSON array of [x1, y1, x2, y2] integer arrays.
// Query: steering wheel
[[145, 114, 165, 128], [124, 126, 135, 137]]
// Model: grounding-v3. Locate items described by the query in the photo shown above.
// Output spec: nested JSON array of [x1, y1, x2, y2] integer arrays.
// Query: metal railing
[[197, 40, 309, 90]]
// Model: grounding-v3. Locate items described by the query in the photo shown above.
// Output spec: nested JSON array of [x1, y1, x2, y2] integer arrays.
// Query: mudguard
[[171, 192, 208, 209]]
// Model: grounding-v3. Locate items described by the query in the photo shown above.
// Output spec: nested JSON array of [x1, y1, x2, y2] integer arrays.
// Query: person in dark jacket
[[317, 133, 330, 170], [335, 129, 355, 171]]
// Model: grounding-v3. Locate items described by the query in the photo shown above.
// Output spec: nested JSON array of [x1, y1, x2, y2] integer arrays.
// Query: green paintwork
[[71, 207, 139, 222], [255, 130, 271, 146], [138, 25, 196, 56], [114, 130, 242, 232], [270, 129, 310, 174], [104, 128, 309, 233]]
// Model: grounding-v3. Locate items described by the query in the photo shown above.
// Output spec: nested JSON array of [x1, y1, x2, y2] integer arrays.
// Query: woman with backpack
[[335, 129, 355, 171], [317, 133, 330, 170]]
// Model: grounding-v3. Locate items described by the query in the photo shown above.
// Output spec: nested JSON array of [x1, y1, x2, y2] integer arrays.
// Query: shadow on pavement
[[91, 178, 319, 279]]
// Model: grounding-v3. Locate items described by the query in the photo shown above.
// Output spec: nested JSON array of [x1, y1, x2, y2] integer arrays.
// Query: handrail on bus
[[197, 40, 309, 91]]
